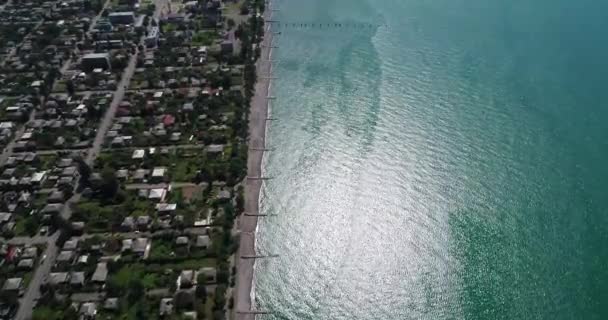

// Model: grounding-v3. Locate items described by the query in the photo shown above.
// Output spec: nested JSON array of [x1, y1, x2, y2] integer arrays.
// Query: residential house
[[132, 238, 149, 257], [159, 298, 173, 316], [79, 302, 97, 320], [133, 169, 148, 182], [41, 203, 63, 215], [199, 267, 216, 283], [104, 298, 119, 311], [148, 188, 167, 202], [1, 278, 22, 297], [47, 272, 70, 287], [121, 216, 135, 231], [177, 270, 196, 289], [136, 215, 151, 230], [108, 11, 135, 25], [195, 235, 210, 250], [63, 238, 79, 251], [92, 262, 108, 284], [70, 271, 85, 287], [56, 250, 75, 266], [17, 258, 35, 270], [21, 246, 38, 259], [82, 53, 111, 71], [156, 203, 176, 215]]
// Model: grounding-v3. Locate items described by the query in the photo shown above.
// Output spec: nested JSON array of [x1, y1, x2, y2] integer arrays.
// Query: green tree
[[24, 217, 39, 236], [66, 79, 75, 96], [99, 168, 119, 199], [235, 188, 244, 213], [135, 304, 146, 320], [213, 310, 226, 320], [75, 157, 91, 185], [213, 284, 227, 315], [54, 215, 75, 246], [216, 266, 230, 284], [64, 306, 79, 320], [127, 279, 144, 304], [227, 18, 236, 30], [195, 275, 207, 300], [239, 2, 250, 15]]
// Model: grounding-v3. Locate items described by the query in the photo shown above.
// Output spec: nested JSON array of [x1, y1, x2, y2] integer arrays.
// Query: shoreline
[[235, 5, 274, 320]]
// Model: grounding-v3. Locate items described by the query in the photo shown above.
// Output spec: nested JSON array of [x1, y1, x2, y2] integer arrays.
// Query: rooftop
[[92, 262, 108, 282], [83, 52, 110, 59], [48, 272, 69, 285], [2, 278, 22, 291]]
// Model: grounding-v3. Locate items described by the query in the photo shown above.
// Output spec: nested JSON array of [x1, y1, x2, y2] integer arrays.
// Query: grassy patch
[[96, 148, 207, 182], [12, 215, 39, 237], [149, 241, 173, 260], [163, 23, 177, 33], [114, 264, 144, 286], [162, 258, 216, 270], [191, 31, 217, 46], [22, 271, 33, 287], [141, 273, 159, 290], [32, 306, 64, 320], [38, 154, 58, 170]]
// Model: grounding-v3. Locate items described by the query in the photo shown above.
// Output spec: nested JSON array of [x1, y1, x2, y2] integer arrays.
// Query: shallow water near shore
[[253, 0, 608, 319]]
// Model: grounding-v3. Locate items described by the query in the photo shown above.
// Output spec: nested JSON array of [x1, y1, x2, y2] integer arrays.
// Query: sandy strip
[[235, 7, 274, 320]]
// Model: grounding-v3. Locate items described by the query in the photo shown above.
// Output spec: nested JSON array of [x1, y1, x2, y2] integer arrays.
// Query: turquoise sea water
[[253, 0, 608, 319]]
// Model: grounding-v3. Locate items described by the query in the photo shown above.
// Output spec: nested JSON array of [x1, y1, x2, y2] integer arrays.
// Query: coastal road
[[235, 6, 275, 320]]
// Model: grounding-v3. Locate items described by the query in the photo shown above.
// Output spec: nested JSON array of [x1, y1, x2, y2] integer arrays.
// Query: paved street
[[12, 233, 58, 320], [13, 193, 78, 320], [84, 0, 169, 166], [84, 52, 139, 165]]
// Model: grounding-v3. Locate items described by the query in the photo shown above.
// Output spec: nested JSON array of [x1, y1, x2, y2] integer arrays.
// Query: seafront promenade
[[235, 3, 275, 320]]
